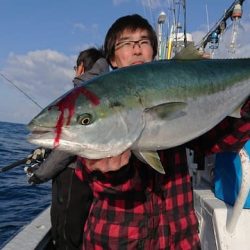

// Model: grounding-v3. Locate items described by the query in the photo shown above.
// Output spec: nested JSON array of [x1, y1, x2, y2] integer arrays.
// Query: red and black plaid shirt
[[79, 98, 250, 250]]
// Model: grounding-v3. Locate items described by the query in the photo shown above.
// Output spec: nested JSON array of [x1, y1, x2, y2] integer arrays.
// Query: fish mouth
[[29, 127, 54, 133], [30, 130, 52, 138], [28, 126, 54, 135], [27, 126, 55, 142], [27, 126, 73, 146]]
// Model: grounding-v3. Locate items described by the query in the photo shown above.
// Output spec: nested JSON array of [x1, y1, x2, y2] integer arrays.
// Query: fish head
[[27, 84, 145, 159]]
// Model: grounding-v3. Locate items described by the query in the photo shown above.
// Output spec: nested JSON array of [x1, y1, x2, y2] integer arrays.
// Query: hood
[[73, 58, 110, 86]]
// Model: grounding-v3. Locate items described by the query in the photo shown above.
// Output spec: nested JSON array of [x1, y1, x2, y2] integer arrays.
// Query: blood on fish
[[48, 86, 100, 147], [54, 110, 64, 147]]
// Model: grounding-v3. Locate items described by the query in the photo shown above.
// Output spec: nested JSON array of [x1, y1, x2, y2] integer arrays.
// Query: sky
[[0, 0, 250, 124]]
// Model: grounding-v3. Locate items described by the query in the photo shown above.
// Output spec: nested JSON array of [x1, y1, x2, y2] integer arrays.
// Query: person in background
[[25, 47, 109, 250], [73, 48, 109, 87], [78, 14, 250, 249]]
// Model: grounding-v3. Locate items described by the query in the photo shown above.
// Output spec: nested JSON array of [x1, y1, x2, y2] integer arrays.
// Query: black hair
[[76, 47, 105, 71], [104, 14, 158, 64]]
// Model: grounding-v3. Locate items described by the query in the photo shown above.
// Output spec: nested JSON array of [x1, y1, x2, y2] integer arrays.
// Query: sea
[[0, 121, 51, 248]]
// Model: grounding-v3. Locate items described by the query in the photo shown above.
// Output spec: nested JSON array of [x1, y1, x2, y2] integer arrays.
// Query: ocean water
[[0, 121, 51, 248]]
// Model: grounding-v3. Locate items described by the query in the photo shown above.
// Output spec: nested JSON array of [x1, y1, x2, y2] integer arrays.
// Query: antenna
[[205, 4, 210, 32], [182, 0, 187, 47], [147, 0, 154, 25], [157, 11, 167, 59]]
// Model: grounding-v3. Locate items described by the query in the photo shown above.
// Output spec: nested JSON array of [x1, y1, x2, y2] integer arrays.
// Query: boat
[[2, 206, 52, 250], [1, 0, 249, 249]]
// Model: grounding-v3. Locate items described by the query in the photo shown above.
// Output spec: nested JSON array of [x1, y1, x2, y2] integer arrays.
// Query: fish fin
[[133, 150, 165, 174], [229, 104, 244, 118], [173, 43, 204, 60], [229, 107, 241, 118], [145, 102, 187, 120]]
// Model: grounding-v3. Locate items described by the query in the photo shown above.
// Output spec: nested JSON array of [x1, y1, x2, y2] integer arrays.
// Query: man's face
[[111, 29, 154, 68]]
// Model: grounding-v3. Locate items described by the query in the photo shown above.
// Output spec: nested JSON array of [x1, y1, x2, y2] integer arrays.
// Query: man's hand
[[24, 147, 51, 184], [26, 147, 51, 165], [24, 164, 41, 184], [83, 150, 131, 173], [24, 164, 44, 184]]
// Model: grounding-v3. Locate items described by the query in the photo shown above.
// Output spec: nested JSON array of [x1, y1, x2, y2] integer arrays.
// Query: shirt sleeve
[[32, 150, 76, 182]]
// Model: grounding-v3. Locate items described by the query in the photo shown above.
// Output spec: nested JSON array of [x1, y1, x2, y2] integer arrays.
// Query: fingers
[[24, 166, 33, 175], [26, 147, 49, 165], [119, 150, 131, 167], [84, 150, 131, 173], [32, 148, 45, 159]]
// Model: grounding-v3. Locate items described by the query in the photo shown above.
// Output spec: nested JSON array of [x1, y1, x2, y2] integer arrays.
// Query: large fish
[[27, 59, 250, 174]]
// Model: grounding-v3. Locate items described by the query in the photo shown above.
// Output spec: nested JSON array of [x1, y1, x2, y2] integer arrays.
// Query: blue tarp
[[215, 141, 250, 208]]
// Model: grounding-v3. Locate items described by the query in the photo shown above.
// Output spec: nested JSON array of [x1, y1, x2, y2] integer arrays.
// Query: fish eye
[[77, 113, 93, 125]]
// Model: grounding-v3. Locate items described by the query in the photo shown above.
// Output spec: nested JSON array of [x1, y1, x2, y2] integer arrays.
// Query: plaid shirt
[[79, 97, 250, 250]]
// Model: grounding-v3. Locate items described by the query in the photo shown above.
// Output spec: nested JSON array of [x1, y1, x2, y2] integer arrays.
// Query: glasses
[[115, 38, 151, 50], [73, 66, 77, 71]]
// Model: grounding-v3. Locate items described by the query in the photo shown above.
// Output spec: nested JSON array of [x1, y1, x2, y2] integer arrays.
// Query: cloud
[[140, 0, 167, 9], [112, 0, 130, 6], [72, 22, 86, 33], [191, 15, 250, 59], [0, 49, 76, 123], [4, 50, 74, 102], [213, 19, 250, 58], [72, 22, 102, 47], [191, 30, 207, 46]]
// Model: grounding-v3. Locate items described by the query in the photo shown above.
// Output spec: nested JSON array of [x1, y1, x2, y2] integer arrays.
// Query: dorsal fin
[[173, 43, 205, 60]]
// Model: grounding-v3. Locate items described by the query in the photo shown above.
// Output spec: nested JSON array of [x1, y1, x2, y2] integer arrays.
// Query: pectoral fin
[[145, 102, 187, 120], [133, 150, 165, 174]]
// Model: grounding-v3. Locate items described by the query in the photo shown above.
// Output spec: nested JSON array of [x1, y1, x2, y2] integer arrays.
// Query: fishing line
[[0, 72, 43, 110]]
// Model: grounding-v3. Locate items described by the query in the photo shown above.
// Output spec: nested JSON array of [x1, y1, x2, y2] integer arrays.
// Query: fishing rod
[[0, 157, 28, 173], [0, 73, 44, 173], [0, 148, 49, 173], [0, 72, 43, 110]]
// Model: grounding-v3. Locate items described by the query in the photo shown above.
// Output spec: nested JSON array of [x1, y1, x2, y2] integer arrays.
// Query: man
[[79, 14, 250, 249], [73, 47, 109, 86], [25, 47, 109, 250]]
